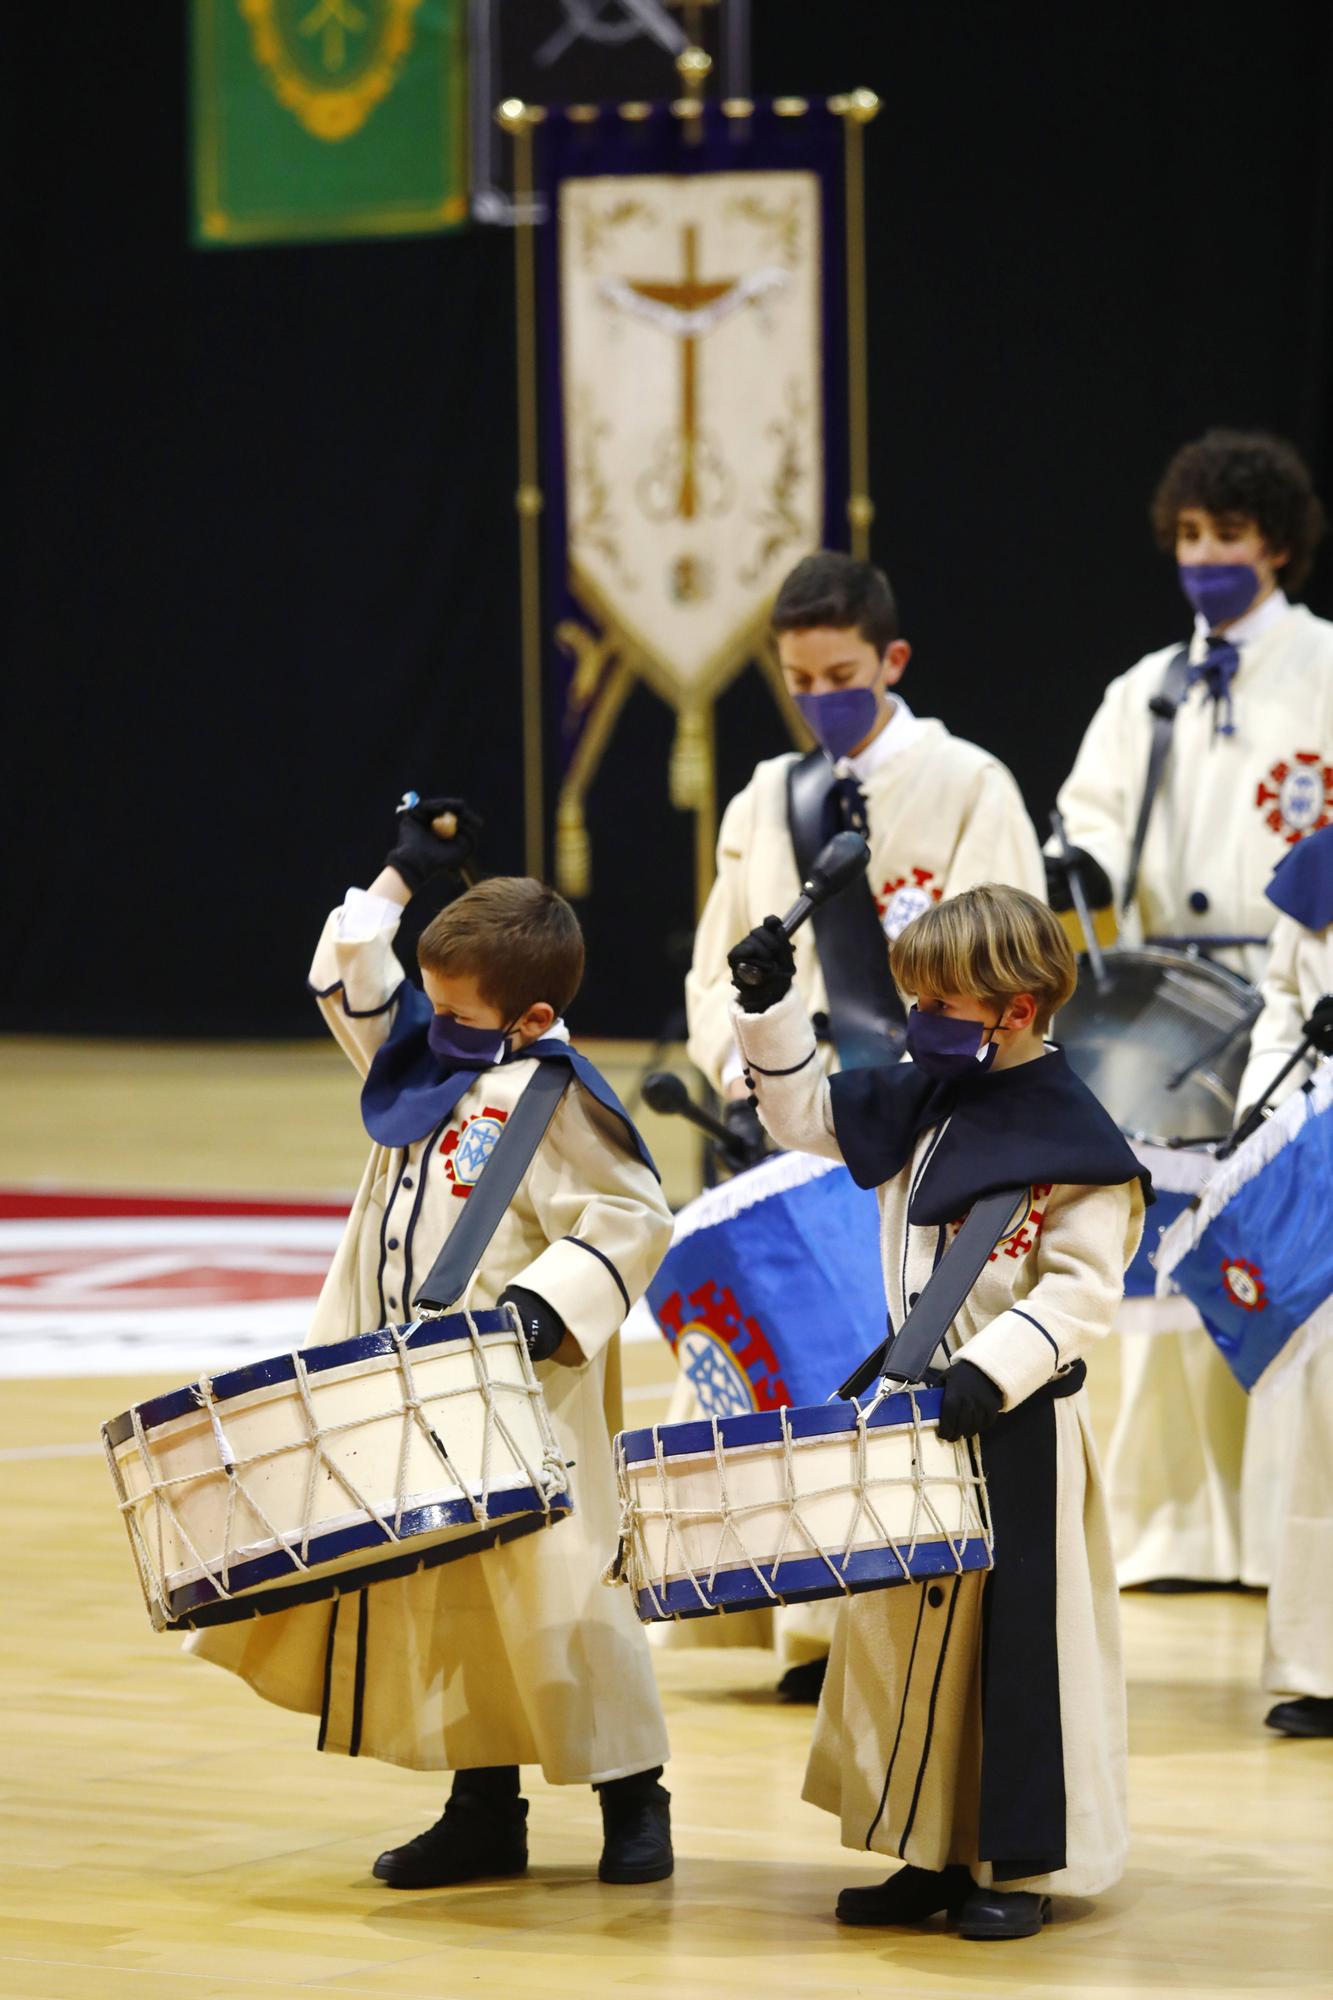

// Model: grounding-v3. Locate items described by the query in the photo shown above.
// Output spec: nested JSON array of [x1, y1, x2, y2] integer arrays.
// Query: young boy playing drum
[[191, 797, 676, 1887], [727, 885, 1148, 1939]]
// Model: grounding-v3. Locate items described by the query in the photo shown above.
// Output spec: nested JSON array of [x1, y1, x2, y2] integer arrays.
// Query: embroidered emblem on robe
[[1254, 750, 1333, 844], [440, 1106, 509, 1197], [876, 866, 943, 940]]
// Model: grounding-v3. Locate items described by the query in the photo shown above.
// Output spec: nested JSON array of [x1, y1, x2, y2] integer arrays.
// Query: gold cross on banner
[[624, 224, 740, 518]]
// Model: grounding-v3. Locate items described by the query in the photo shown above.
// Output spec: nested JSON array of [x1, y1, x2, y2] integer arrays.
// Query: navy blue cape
[[829, 1045, 1152, 1224], [355, 981, 658, 1177], [1267, 823, 1333, 931]]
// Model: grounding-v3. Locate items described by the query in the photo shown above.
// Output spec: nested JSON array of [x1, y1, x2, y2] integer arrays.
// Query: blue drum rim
[[633, 1532, 990, 1621], [617, 1383, 944, 1467], [103, 1310, 516, 1448], [164, 1485, 573, 1629]]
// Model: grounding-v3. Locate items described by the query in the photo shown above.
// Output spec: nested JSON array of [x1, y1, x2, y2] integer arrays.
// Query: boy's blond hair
[[889, 884, 1077, 1034], [418, 877, 585, 1021]]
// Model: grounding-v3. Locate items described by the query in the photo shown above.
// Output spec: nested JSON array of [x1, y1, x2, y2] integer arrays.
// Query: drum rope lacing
[[106, 1309, 570, 1627], [607, 1381, 993, 1619]]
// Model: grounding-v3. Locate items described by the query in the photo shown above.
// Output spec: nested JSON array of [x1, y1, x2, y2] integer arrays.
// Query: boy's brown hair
[[1150, 428, 1326, 592], [890, 884, 1077, 1035], [417, 877, 585, 1021]]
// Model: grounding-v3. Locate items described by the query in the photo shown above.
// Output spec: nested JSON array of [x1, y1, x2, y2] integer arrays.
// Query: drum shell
[[614, 1385, 992, 1621], [103, 1312, 571, 1631], [1056, 947, 1257, 1145]]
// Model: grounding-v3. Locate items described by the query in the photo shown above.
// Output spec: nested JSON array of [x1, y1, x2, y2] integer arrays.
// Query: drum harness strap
[[787, 749, 907, 1067], [837, 1183, 1034, 1400], [413, 1060, 572, 1312], [1122, 645, 1193, 914]]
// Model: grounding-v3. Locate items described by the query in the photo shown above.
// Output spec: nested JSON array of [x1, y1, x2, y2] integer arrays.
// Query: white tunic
[[1058, 597, 1333, 1584], [686, 704, 1046, 1091], [1235, 917, 1333, 1698], [735, 989, 1142, 1895], [190, 895, 674, 1780]]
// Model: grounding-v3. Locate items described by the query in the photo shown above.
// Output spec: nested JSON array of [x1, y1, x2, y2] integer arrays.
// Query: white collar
[[508, 1017, 569, 1063], [836, 694, 927, 782], [1193, 587, 1290, 648]]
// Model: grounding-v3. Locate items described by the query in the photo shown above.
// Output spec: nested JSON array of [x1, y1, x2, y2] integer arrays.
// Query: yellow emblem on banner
[[240, 0, 423, 141]]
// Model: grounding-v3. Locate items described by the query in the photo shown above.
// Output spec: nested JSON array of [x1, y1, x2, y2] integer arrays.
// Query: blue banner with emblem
[[646, 1152, 884, 1416]]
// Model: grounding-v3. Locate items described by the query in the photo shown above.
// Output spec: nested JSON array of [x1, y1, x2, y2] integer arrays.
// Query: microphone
[[732, 831, 870, 990], [640, 1071, 765, 1170]]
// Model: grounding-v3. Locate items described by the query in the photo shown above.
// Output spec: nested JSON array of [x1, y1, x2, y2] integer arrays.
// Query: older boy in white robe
[[1050, 430, 1333, 1588], [682, 553, 1044, 1693], [726, 884, 1145, 1940], [191, 799, 676, 1886]]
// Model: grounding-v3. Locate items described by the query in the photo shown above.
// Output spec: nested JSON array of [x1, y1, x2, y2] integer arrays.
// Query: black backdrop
[[8, 3, 1333, 1039]]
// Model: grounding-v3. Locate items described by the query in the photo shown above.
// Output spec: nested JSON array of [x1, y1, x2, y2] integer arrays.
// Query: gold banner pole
[[830, 90, 881, 558], [497, 98, 546, 880]]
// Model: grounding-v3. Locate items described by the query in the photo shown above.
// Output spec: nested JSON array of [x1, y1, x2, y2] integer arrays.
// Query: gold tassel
[[669, 706, 709, 811], [555, 793, 591, 899]]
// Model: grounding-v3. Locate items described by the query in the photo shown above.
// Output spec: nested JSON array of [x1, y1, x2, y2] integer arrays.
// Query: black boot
[[1264, 1695, 1333, 1737], [836, 1864, 971, 1927], [372, 1767, 528, 1888], [595, 1768, 673, 1884], [776, 1656, 829, 1704], [957, 1885, 1051, 1939]]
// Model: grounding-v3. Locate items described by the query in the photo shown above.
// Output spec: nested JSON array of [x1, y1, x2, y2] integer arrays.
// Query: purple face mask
[[1177, 562, 1260, 628], [426, 1013, 511, 1069], [794, 686, 881, 762], [904, 1006, 1000, 1081]]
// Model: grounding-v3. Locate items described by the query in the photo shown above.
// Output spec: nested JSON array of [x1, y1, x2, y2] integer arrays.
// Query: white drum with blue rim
[[103, 1307, 572, 1631], [609, 1382, 992, 1622]]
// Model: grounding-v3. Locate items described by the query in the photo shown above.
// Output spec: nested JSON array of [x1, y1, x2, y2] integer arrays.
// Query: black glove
[[384, 793, 483, 893], [936, 1358, 1004, 1442], [1044, 844, 1113, 915], [1304, 993, 1333, 1057], [728, 915, 796, 1013], [499, 1283, 567, 1364], [722, 1096, 767, 1170]]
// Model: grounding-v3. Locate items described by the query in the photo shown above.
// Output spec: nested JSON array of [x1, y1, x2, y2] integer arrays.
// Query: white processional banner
[[559, 170, 824, 703]]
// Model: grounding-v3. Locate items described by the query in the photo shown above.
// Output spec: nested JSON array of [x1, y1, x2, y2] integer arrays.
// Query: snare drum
[[103, 1307, 572, 1631], [609, 1382, 992, 1622]]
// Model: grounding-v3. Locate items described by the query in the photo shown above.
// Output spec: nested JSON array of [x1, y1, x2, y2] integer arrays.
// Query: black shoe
[[1264, 1696, 1333, 1738], [776, 1657, 829, 1704], [1137, 1577, 1238, 1594], [836, 1864, 972, 1927], [372, 1795, 529, 1888], [957, 1886, 1051, 1939], [598, 1779, 673, 1883]]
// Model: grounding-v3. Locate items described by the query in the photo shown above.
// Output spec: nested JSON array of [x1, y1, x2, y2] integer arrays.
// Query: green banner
[[191, 0, 467, 247]]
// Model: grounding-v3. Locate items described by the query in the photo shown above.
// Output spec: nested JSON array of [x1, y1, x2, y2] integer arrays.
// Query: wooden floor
[[1, 1041, 1330, 1999]]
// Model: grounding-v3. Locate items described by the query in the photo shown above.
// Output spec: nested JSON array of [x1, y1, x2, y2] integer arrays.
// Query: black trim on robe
[[829, 1045, 1153, 1222], [976, 1360, 1086, 1880]]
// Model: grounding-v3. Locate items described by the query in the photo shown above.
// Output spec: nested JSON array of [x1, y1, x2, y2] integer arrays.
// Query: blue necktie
[[1186, 633, 1240, 737]]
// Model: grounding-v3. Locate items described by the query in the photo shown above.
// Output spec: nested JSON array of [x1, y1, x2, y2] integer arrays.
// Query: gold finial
[[828, 88, 881, 124], [676, 44, 712, 89], [495, 97, 529, 132]]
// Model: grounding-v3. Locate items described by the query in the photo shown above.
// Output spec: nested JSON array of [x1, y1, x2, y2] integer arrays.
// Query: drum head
[[1055, 947, 1259, 1145]]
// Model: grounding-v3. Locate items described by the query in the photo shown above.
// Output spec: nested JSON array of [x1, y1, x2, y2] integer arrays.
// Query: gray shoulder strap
[[1122, 646, 1193, 914], [414, 1061, 571, 1312]]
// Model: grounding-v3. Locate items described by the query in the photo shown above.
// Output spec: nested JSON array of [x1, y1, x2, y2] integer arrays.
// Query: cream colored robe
[[677, 709, 1043, 1662], [737, 990, 1142, 1895], [1057, 601, 1333, 1585], [1235, 918, 1333, 1698], [190, 896, 674, 1781]]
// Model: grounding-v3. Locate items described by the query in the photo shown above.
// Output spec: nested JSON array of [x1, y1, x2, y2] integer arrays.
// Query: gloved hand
[[384, 793, 483, 893], [722, 1096, 767, 1170], [936, 1358, 1004, 1441], [499, 1283, 567, 1364], [1304, 993, 1333, 1056], [1044, 845, 1113, 915], [728, 915, 796, 1013]]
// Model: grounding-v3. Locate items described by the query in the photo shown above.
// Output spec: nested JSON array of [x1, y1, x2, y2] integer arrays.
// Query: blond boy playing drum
[[727, 885, 1147, 1940], [192, 798, 676, 1887]]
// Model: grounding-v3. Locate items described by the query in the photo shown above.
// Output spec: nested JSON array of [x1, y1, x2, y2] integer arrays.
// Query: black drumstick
[[732, 831, 871, 989], [640, 1071, 765, 1170]]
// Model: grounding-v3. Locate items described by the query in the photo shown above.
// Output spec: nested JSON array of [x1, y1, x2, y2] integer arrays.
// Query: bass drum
[[1055, 946, 1260, 1145]]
